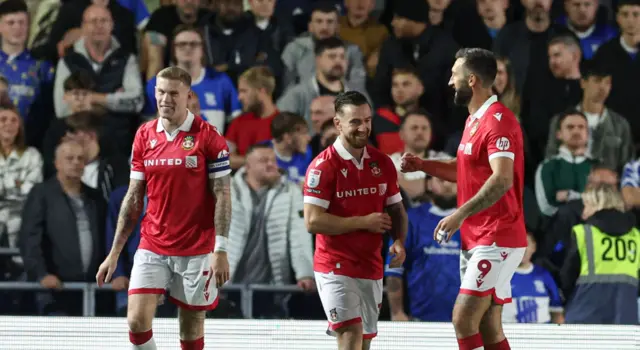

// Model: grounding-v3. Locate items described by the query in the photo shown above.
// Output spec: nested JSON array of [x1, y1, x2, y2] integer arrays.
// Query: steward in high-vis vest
[[561, 205, 640, 324]]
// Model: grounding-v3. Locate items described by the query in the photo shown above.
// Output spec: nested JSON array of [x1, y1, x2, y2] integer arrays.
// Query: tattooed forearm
[[110, 180, 146, 256], [458, 174, 511, 219], [386, 202, 408, 243], [211, 175, 232, 238], [385, 276, 405, 314]]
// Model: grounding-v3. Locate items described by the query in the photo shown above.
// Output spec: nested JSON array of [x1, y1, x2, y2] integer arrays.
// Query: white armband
[[214, 236, 228, 252]]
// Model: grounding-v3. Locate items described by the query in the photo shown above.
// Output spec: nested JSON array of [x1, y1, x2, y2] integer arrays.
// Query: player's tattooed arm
[[386, 202, 408, 243], [457, 157, 514, 218], [110, 179, 146, 256], [210, 175, 232, 238]]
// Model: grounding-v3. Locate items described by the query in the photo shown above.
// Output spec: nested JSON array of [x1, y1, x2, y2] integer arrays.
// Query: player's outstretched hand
[[433, 211, 465, 244], [388, 239, 406, 268], [361, 212, 392, 233], [96, 254, 118, 287], [211, 252, 230, 288], [399, 153, 423, 173]]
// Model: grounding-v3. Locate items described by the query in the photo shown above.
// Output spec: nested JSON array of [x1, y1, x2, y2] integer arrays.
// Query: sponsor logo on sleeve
[[496, 137, 510, 151], [306, 188, 321, 194], [217, 149, 230, 158], [307, 169, 321, 188]]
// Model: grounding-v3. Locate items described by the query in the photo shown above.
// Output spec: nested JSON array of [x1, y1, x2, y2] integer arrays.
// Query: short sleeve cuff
[[488, 151, 515, 161], [385, 192, 402, 206], [549, 306, 564, 312], [621, 179, 639, 188], [130, 170, 145, 180], [384, 266, 404, 276], [303, 195, 330, 209]]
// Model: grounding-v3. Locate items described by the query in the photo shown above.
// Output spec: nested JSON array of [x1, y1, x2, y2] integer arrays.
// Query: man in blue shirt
[[503, 233, 564, 324], [265, 111, 312, 184], [0, 0, 54, 146], [143, 25, 241, 132], [385, 175, 460, 322], [558, 0, 617, 59]]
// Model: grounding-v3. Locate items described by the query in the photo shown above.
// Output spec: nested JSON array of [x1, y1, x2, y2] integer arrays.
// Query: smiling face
[[335, 103, 372, 149], [155, 77, 192, 122]]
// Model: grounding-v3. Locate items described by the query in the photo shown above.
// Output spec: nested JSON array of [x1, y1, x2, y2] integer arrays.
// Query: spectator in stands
[[278, 37, 366, 125], [561, 183, 639, 324], [503, 233, 565, 324], [559, 0, 617, 59], [117, 0, 149, 31], [266, 112, 312, 185], [309, 95, 335, 156], [202, 0, 283, 86], [0, 0, 55, 147], [339, 0, 389, 78], [385, 175, 460, 322], [453, 0, 509, 50], [493, 0, 569, 93], [494, 57, 521, 117], [53, 4, 144, 156], [228, 144, 314, 318], [143, 25, 241, 133], [246, 0, 296, 54], [538, 165, 619, 274], [226, 66, 279, 170], [187, 89, 201, 116], [318, 119, 339, 154], [593, 0, 640, 148], [281, 2, 366, 92], [546, 61, 634, 172], [0, 99, 42, 255], [19, 141, 106, 315], [372, 68, 424, 155], [621, 158, 640, 209], [523, 34, 583, 163], [374, 0, 458, 124], [0, 75, 8, 98], [143, 0, 211, 80], [28, 0, 63, 59], [390, 111, 449, 202], [535, 111, 593, 217], [48, 0, 137, 61]]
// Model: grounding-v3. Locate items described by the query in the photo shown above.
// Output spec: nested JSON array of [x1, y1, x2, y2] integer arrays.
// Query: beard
[[324, 68, 344, 82], [244, 100, 263, 115], [430, 193, 458, 210], [453, 85, 473, 106], [344, 131, 369, 149]]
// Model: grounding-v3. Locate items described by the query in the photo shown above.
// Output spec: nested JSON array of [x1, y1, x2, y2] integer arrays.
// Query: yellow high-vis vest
[[572, 224, 640, 286]]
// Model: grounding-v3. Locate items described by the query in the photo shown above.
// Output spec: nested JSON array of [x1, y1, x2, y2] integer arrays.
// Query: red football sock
[[457, 333, 484, 350], [180, 337, 204, 350], [486, 338, 511, 350], [129, 329, 153, 345]]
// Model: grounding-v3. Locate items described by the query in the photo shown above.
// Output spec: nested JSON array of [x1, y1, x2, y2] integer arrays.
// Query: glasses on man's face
[[175, 41, 202, 49]]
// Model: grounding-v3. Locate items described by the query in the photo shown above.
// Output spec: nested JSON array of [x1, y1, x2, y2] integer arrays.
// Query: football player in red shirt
[[401, 48, 527, 350], [303, 91, 408, 350], [96, 67, 232, 350]]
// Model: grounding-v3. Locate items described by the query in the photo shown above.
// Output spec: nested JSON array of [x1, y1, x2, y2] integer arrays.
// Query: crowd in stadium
[[0, 0, 638, 325]]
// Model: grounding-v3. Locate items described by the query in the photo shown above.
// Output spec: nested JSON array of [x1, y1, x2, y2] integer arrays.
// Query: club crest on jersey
[[307, 169, 321, 188], [469, 121, 479, 136], [329, 308, 338, 322], [369, 161, 382, 177], [182, 136, 195, 150]]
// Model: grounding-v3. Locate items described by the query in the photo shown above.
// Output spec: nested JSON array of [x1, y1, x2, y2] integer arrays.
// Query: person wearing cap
[[0, 0, 55, 149], [372, 0, 458, 126]]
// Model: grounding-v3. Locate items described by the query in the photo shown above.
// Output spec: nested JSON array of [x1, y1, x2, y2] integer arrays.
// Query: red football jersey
[[456, 95, 527, 250], [303, 137, 402, 280], [225, 110, 278, 155], [130, 111, 231, 256]]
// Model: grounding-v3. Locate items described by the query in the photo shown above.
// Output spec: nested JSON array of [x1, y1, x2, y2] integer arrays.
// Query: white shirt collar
[[620, 36, 639, 54], [470, 95, 499, 120], [333, 136, 370, 161], [156, 110, 195, 133]]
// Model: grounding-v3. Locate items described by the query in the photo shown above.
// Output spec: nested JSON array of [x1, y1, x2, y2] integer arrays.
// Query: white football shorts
[[315, 272, 383, 339], [128, 249, 219, 311], [459, 244, 526, 304]]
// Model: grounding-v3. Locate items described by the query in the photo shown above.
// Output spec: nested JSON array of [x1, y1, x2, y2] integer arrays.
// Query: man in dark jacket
[[19, 141, 106, 315], [373, 0, 459, 129]]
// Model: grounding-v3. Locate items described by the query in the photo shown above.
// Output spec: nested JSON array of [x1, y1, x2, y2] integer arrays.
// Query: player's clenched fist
[[388, 239, 406, 268], [96, 254, 118, 287], [433, 211, 465, 243], [399, 153, 423, 173], [211, 252, 230, 288], [361, 212, 392, 233]]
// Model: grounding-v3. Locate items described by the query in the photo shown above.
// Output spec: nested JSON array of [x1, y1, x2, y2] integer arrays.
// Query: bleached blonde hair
[[582, 183, 625, 213]]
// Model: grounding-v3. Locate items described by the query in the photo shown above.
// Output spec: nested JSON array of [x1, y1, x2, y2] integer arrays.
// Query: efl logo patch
[[182, 136, 195, 150], [307, 169, 321, 188], [185, 156, 198, 168]]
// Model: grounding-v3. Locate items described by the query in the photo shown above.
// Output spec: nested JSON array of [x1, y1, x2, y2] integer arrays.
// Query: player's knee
[[127, 314, 152, 333], [127, 295, 158, 332], [479, 306, 504, 343], [178, 309, 206, 340]]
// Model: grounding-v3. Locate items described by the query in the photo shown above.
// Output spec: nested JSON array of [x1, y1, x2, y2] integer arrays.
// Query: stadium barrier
[[0, 317, 637, 349]]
